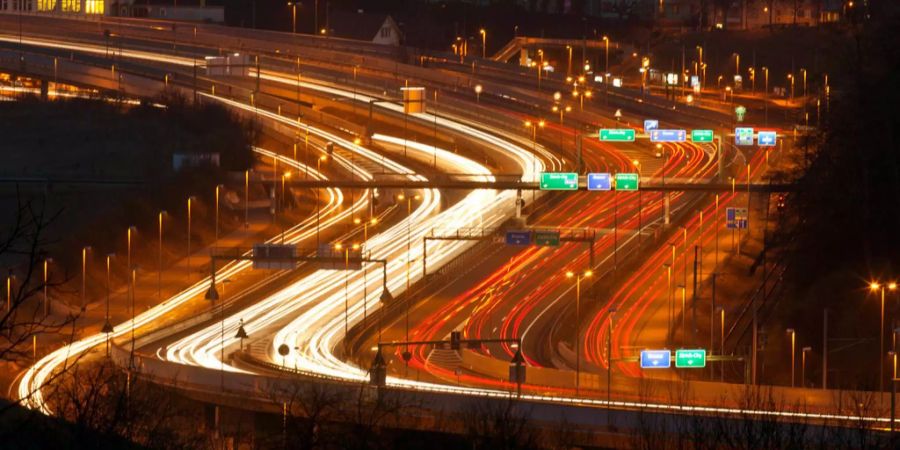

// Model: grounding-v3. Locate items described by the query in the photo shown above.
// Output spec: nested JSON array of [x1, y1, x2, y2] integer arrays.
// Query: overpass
[[492, 36, 630, 64], [266, 177, 795, 193]]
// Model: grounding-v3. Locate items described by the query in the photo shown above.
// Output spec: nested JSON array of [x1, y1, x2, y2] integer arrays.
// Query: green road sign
[[674, 349, 707, 368], [735, 105, 747, 122], [615, 173, 640, 191], [599, 129, 636, 142], [539, 172, 578, 190], [534, 231, 561, 247], [691, 129, 714, 143]]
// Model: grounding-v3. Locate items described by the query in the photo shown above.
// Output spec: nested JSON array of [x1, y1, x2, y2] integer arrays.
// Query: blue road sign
[[735, 127, 755, 146], [587, 173, 612, 191], [726, 207, 749, 230], [650, 129, 687, 143], [758, 130, 777, 147], [505, 231, 531, 246], [644, 120, 659, 132], [640, 350, 672, 369]]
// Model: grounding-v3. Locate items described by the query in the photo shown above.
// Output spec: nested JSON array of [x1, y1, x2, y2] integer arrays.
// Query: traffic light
[[450, 331, 461, 350]]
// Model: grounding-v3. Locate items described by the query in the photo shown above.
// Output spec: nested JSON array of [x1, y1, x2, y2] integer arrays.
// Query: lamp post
[[316, 155, 327, 248], [81, 246, 92, 310], [103, 253, 115, 355], [679, 285, 687, 345], [244, 170, 250, 227], [800, 68, 807, 97], [870, 281, 897, 394], [566, 45, 573, 78], [129, 266, 138, 368], [187, 196, 196, 279], [607, 307, 617, 407], [787, 73, 795, 103], [287, 1, 298, 34], [801, 346, 812, 388], [43, 258, 53, 316], [397, 192, 420, 350], [479, 28, 486, 59], [748, 67, 756, 93], [354, 217, 378, 243], [474, 84, 483, 103], [787, 328, 796, 387], [524, 120, 545, 204], [215, 184, 224, 244], [566, 269, 592, 394], [5, 272, 13, 313], [551, 104, 571, 152], [158, 211, 166, 302], [762, 67, 769, 125], [718, 306, 725, 381]]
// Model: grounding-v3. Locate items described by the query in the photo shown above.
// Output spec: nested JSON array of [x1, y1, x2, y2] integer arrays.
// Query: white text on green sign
[[674, 349, 707, 368], [534, 231, 561, 247], [599, 129, 636, 142], [615, 173, 640, 191], [539, 172, 578, 190], [691, 130, 714, 143]]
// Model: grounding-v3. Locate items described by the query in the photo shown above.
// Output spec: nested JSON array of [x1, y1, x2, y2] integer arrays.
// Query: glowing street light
[[566, 269, 592, 394], [786, 328, 796, 387], [871, 281, 897, 394], [479, 28, 486, 59]]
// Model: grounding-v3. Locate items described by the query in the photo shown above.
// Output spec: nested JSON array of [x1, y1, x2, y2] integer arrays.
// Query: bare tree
[[0, 194, 74, 362], [266, 377, 347, 449], [461, 397, 541, 450], [45, 359, 209, 449]]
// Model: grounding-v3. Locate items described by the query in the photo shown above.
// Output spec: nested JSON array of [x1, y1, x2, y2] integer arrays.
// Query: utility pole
[[692, 245, 699, 343], [822, 308, 828, 389]]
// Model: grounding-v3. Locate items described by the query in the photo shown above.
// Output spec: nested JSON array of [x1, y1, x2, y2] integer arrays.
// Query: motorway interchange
[[1, 14, 888, 440]]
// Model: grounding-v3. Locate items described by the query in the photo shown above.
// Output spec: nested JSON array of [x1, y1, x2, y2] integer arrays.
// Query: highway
[[3, 14, 892, 433]]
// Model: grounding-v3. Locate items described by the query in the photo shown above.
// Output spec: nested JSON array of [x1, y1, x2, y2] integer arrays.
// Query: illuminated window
[[85, 0, 103, 14], [61, 0, 79, 12], [37, 0, 56, 11]]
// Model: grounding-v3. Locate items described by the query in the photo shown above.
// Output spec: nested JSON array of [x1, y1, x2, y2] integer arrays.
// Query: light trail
[[13, 30, 887, 428], [17, 145, 342, 413]]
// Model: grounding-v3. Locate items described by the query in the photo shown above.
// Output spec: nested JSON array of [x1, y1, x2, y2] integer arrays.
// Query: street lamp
[[354, 216, 378, 243], [479, 28, 486, 59], [524, 120, 545, 185], [397, 192, 421, 350], [282, 172, 292, 212], [215, 184, 224, 243], [717, 306, 725, 381], [551, 104, 572, 152], [103, 253, 115, 355], [81, 246, 92, 311], [800, 68, 807, 97], [870, 281, 897, 394], [158, 211, 167, 302], [43, 258, 53, 317], [287, 1, 299, 34], [748, 67, 756, 93], [315, 155, 327, 247], [5, 272, 14, 313], [786, 328, 796, 387], [566, 269, 592, 394], [801, 346, 812, 388], [787, 73, 795, 102], [474, 84, 483, 103], [762, 67, 769, 125], [187, 196, 196, 279]]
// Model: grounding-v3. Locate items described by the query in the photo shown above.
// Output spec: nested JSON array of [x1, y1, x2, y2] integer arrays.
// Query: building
[[325, 10, 402, 46], [0, 0, 224, 22]]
